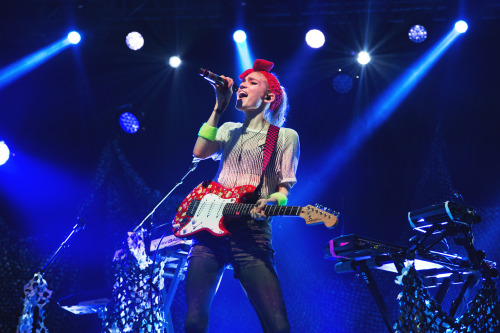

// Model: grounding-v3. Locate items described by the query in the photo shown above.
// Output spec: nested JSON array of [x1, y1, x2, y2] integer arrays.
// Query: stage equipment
[[169, 56, 181, 68], [17, 217, 86, 332], [67, 31, 81, 44], [357, 51, 371, 65], [59, 233, 191, 332], [455, 20, 468, 33], [95, 230, 191, 333], [305, 29, 325, 48], [114, 104, 144, 134], [408, 25, 427, 43], [58, 289, 110, 316], [233, 30, 247, 43], [130, 159, 199, 234], [324, 202, 498, 333], [58, 158, 199, 332], [408, 201, 480, 233], [126, 31, 144, 50], [119, 111, 140, 133], [333, 71, 353, 94], [0, 140, 10, 165]]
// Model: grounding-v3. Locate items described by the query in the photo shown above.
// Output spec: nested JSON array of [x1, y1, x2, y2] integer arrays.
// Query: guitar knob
[[173, 223, 180, 229]]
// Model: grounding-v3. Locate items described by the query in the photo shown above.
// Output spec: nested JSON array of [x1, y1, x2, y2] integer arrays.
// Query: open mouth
[[237, 91, 248, 99]]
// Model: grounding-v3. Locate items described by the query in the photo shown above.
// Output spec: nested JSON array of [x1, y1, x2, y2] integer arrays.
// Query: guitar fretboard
[[187, 200, 302, 217]]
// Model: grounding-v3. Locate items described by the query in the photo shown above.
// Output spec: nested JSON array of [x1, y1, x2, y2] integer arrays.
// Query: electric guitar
[[172, 181, 339, 238]]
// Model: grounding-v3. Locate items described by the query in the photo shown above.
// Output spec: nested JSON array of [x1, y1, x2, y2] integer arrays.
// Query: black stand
[[355, 261, 395, 333], [130, 160, 199, 234], [407, 212, 498, 318], [18, 217, 86, 333], [38, 216, 86, 275]]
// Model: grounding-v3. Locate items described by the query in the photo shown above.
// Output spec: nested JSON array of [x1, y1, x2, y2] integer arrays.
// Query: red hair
[[239, 59, 283, 112]]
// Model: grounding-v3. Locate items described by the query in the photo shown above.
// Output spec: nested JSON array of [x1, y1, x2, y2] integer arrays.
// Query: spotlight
[[409, 25, 427, 43], [0, 141, 10, 165], [67, 31, 81, 45], [116, 104, 142, 134], [233, 30, 247, 43], [169, 56, 181, 68], [119, 112, 140, 134], [357, 51, 371, 65], [454, 20, 468, 33], [333, 72, 353, 94], [125, 31, 144, 51], [305, 29, 325, 48]]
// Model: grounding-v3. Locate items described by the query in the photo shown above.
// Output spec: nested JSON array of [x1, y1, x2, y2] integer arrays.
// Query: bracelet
[[269, 192, 288, 206], [198, 123, 217, 141]]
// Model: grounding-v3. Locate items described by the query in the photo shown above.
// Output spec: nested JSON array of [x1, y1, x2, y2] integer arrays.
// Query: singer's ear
[[264, 93, 275, 102]]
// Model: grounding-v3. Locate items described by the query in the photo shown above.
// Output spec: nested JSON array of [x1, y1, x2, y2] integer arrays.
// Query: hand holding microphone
[[199, 68, 236, 114], [199, 68, 238, 92]]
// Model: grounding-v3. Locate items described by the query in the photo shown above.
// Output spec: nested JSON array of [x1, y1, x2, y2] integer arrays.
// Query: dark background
[[1, 1, 500, 332]]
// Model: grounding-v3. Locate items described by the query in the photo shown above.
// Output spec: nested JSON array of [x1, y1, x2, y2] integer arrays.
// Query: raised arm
[[193, 75, 235, 159]]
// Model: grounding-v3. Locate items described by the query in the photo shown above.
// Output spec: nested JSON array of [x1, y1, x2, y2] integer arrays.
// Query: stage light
[[305, 29, 325, 48], [169, 56, 181, 68], [233, 29, 253, 73], [409, 25, 427, 43], [0, 141, 10, 165], [119, 112, 140, 134], [116, 104, 142, 134], [67, 31, 81, 45], [294, 21, 467, 204], [125, 31, 144, 51], [357, 51, 371, 65], [233, 30, 247, 43], [333, 72, 353, 94], [0, 36, 73, 90], [454, 20, 468, 33]]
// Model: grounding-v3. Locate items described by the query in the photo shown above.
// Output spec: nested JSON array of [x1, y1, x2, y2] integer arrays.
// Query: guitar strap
[[253, 124, 280, 199]]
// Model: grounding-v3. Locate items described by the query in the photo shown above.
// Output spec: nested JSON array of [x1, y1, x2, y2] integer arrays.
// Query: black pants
[[184, 256, 290, 333]]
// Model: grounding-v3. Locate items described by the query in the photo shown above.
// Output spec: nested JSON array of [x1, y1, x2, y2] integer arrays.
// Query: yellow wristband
[[269, 192, 288, 206], [198, 123, 217, 141]]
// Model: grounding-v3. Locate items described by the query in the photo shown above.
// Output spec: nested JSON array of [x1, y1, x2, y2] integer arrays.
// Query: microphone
[[199, 68, 238, 92], [74, 216, 86, 232]]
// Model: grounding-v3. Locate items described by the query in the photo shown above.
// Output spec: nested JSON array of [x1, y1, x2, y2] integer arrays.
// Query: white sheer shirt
[[210, 122, 300, 197]]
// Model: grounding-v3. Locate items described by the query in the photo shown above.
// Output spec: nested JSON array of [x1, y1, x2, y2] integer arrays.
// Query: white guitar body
[[176, 193, 237, 237]]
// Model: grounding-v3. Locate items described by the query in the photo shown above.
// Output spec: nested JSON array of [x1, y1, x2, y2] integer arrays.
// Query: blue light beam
[[0, 37, 73, 90], [296, 27, 465, 202], [233, 30, 253, 75]]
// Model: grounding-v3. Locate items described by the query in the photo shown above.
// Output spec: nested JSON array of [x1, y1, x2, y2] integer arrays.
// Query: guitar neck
[[223, 203, 302, 217]]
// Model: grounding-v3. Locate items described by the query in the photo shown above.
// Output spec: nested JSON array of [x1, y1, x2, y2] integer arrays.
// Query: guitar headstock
[[299, 204, 339, 228]]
